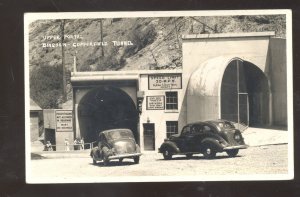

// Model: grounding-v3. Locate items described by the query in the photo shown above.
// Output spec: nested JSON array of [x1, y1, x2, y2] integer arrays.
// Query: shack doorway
[[143, 123, 155, 150]]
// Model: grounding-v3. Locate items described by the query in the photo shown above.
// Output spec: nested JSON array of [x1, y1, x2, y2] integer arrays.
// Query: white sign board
[[148, 74, 182, 90], [55, 110, 73, 132], [146, 96, 165, 110]]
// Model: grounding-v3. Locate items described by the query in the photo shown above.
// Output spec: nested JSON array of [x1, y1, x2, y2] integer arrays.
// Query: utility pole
[[174, 18, 180, 49], [73, 51, 77, 73], [190, 18, 194, 34], [214, 24, 218, 33], [201, 24, 206, 34], [60, 19, 66, 103], [100, 19, 104, 57], [150, 50, 158, 68], [237, 60, 240, 130]]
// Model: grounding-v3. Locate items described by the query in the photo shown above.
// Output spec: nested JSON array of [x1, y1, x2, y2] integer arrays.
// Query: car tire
[[103, 156, 109, 166], [102, 147, 110, 166], [226, 149, 239, 157], [97, 149, 101, 158], [186, 154, 193, 159], [162, 148, 173, 160], [134, 156, 140, 164], [92, 155, 97, 164], [203, 144, 216, 159]]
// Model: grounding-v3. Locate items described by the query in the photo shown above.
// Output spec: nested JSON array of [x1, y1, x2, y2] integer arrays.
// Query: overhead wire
[[189, 16, 217, 33], [146, 16, 217, 55], [139, 16, 218, 69]]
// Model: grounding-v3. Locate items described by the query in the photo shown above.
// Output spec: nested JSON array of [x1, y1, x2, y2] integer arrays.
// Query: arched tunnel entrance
[[221, 60, 270, 127], [77, 86, 138, 143]]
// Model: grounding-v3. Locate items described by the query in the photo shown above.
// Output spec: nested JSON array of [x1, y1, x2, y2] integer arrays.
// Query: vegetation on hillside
[[28, 15, 286, 109], [30, 65, 63, 108]]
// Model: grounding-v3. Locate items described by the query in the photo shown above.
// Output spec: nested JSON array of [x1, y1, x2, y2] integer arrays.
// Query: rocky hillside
[[28, 15, 286, 109], [29, 15, 286, 72]]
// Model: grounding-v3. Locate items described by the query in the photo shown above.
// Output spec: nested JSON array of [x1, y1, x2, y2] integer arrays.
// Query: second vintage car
[[159, 120, 248, 159], [90, 128, 142, 166]]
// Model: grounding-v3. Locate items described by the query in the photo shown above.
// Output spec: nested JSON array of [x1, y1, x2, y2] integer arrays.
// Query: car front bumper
[[108, 153, 142, 160], [223, 145, 249, 150]]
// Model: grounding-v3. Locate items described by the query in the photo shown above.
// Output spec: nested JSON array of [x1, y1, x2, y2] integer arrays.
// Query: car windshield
[[107, 130, 134, 140]]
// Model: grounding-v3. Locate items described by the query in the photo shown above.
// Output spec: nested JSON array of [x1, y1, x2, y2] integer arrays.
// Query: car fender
[[90, 147, 100, 158], [201, 137, 224, 152], [136, 144, 141, 153], [90, 147, 97, 156], [102, 146, 111, 157], [159, 141, 180, 153]]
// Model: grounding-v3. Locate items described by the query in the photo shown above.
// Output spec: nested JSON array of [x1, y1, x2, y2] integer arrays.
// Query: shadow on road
[[31, 153, 47, 160], [156, 155, 242, 161], [89, 160, 136, 167]]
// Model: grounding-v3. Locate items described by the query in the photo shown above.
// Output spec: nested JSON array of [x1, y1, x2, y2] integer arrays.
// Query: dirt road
[[28, 144, 289, 183]]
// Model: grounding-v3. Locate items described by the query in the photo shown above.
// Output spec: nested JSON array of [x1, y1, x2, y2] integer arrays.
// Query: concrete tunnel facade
[[68, 32, 288, 151]]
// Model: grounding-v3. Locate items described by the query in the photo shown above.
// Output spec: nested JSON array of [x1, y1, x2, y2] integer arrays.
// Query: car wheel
[[102, 147, 110, 166], [133, 156, 140, 164], [203, 145, 216, 159], [103, 156, 109, 166], [226, 149, 239, 157], [119, 158, 123, 163], [186, 154, 193, 159], [162, 148, 173, 160], [92, 155, 97, 164]]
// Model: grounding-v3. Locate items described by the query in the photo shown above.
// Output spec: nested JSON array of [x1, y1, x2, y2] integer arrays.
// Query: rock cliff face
[[29, 15, 285, 72], [28, 15, 286, 108]]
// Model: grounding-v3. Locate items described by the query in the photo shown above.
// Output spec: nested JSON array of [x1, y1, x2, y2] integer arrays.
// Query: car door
[[180, 125, 197, 152], [192, 124, 207, 151], [174, 126, 189, 152], [199, 123, 223, 149], [187, 124, 210, 152]]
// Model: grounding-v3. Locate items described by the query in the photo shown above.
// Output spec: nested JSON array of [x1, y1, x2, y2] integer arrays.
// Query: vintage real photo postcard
[[24, 10, 293, 183]]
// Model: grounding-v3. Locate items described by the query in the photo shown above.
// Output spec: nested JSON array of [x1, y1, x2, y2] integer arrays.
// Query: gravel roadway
[[29, 144, 289, 182]]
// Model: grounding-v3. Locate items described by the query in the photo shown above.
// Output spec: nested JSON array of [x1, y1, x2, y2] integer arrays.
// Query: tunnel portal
[[221, 60, 270, 127], [77, 86, 138, 143]]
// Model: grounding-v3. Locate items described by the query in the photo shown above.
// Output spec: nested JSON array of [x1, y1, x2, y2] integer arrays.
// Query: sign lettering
[[148, 74, 182, 90], [56, 110, 73, 132], [146, 96, 165, 110]]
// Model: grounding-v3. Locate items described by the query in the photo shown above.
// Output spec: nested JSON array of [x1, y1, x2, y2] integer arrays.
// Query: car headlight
[[234, 135, 240, 140], [234, 133, 242, 142]]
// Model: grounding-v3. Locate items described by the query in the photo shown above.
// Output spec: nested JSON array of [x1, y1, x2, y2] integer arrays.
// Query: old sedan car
[[159, 120, 248, 159], [90, 128, 142, 166]]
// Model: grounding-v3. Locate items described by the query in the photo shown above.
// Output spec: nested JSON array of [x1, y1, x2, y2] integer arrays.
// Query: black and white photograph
[[24, 10, 293, 183]]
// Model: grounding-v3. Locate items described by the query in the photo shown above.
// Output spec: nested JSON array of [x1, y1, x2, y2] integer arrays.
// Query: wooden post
[[100, 19, 104, 57], [73, 51, 77, 73], [237, 60, 240, 130], [60, 19, 66, 102]]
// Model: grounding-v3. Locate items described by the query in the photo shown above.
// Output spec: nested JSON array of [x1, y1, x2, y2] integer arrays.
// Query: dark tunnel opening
[[221, 60, 269, 127], [77, 86, 138, 143]]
